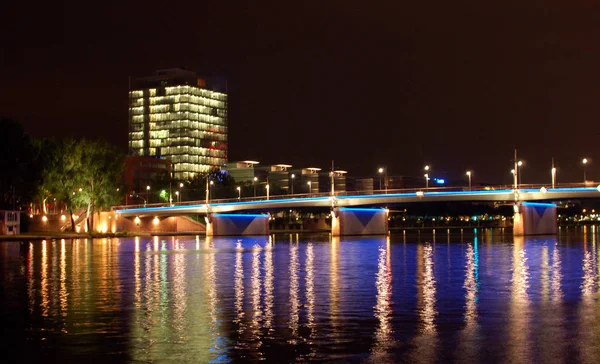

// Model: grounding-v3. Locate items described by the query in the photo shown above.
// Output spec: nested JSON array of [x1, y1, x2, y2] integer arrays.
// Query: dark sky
[[2, 1, 600, 184]]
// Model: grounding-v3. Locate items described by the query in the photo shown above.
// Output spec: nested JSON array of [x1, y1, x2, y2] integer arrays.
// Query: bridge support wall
[[513, 202, 557, 236], [331, 208, 388, 236], [206, 213, 269, 236]]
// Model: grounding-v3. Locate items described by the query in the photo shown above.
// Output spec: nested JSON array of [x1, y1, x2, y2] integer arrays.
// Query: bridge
[[112, 185, 600, 236]]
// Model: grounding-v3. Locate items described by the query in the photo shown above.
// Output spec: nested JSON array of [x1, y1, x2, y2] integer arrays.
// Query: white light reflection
[[305, 242, 316, 346], [370, 237, 394, 361], [410, 243, 438, 363], [249, 242, 264, 356], [457, 237, 480, 363], [508, 236, 531, 363], [289, 239, 299, 343], [578, 238, 598, 363], [234, 240, 245, 334], [263, 240, 274, 332]]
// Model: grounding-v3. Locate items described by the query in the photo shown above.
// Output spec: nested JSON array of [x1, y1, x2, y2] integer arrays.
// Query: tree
[[41, 138, 85, 230], [41, 138, 124, 232], [76, 140, 124, 233]]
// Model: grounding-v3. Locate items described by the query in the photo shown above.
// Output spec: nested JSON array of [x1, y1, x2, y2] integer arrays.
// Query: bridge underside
[[332, 208, 388, 236], [513, 202, 557, 236]]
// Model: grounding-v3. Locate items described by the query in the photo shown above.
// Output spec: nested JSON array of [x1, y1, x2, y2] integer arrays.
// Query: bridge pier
[[513, 202, 557, 236], [331, 207, 388, 236], [205, 213, 270, 236]]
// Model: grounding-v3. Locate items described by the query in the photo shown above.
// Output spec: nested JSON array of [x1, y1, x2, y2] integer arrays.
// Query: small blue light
[[435, 179, 445, 184]]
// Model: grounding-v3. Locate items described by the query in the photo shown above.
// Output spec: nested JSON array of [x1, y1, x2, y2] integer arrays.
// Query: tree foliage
[[41, 138, 124, 232]]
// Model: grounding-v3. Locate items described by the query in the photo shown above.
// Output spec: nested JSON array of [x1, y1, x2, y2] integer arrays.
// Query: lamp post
[[179, 182, 184, 202], [146, 185, 151, 204], [237, 186, 241, 200], [551, 158, 556, 189], [307, 181, 312, 195], [378, 167, 384, 190], [424, 173, 429, 189], [466, 171, 472, 190], [253, 177, 258, 197], [266, 184, 270, 200], [291, 174, 295, 194], [583, 158, 588, 183], [175, 190, 180, 203]]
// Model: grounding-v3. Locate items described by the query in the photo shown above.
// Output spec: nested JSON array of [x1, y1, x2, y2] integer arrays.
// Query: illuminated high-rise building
[[128, 68, 227, 179]]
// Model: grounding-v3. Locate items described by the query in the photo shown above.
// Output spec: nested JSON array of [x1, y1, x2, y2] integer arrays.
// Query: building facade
[[128, 68, 227, 180]]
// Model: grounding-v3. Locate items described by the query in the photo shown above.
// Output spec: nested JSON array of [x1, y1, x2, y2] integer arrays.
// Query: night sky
[[2, 1, 600, 184]]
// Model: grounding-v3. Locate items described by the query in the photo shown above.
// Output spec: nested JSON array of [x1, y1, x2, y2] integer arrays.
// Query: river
[[2, 227, 600, 362]]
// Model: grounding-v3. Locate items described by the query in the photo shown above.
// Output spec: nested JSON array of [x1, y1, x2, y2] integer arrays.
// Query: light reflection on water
[[5, 229, 600, 362]]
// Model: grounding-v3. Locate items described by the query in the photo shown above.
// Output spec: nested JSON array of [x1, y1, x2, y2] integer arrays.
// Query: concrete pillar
[[513, 202, 557, 236], [331, 207, 388, 236], [206, 213, 270, 236]]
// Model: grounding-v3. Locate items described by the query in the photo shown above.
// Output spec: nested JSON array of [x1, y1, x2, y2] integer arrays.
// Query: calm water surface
[[2, 227, 600, 363]]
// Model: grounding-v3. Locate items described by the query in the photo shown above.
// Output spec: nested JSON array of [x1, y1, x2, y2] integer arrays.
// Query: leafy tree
[[75, 140, 124, 232], [41, 138, 85, 230]]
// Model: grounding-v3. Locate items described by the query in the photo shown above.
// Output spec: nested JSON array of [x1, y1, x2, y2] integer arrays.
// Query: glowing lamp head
[[210, 180, 214, 185], [253, 177, 258, 182], [179, 183, 184, 188], [583, 158, 588, 164], [424, 165, 430, 171], [378, 167, 384, 173], [236, 186, 241, 191], [291, 174, 295, 179], [511, 169, 515, 175], [146, 185, 151, 190], [466, 171, 471, 176], [517, 161, 523, 167]]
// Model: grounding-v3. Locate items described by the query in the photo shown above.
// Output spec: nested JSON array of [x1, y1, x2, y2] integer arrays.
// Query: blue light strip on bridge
[[338, 207, 387, 212], [213, 213, 269, 218], [522, 202, 557, 207]]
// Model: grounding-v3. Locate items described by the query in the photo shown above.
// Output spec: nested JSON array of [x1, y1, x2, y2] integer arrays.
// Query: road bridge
[[112, 186, 600, 236]]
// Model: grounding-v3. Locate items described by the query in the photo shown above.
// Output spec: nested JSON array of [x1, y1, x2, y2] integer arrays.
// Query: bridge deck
[[113, 186, 600, 217]]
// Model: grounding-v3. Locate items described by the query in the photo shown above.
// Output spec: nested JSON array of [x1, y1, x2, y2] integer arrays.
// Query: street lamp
[[175, 190, 180, 203], [424, 173, 429, 189], [179, 182, 184, 202], [253, 177, 258, 197], [237, 186, 241, 200], [551, 167, 557, 189], [290, 174, 295, 194], [517, 161, 523, 185], [378, 167, 384, 190], [209, 180, 214, 201], [307, 181, 312, 195], [266, 184, 270, 200], [583, 158, 589, 182], [146, 185, 151, 204], [466, 171, 472, 190]]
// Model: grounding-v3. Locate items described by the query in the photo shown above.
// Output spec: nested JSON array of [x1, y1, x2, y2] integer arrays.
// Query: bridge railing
[[111, 182, 597, 211]]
